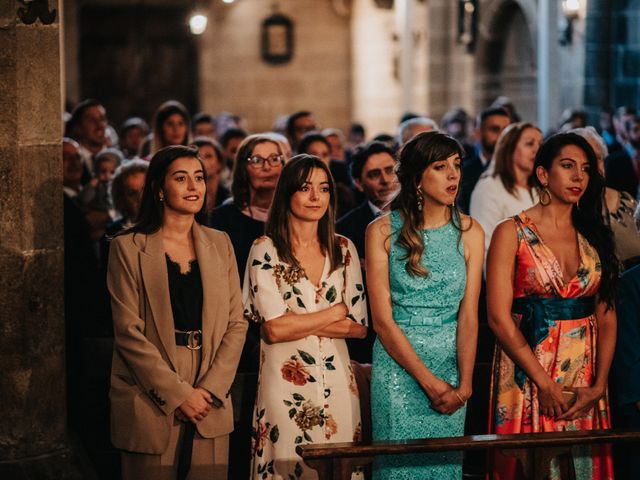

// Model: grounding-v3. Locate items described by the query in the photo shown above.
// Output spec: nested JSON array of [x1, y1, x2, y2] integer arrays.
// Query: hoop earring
[[416, 187, 424, 212], [539, 185, 551, 206]]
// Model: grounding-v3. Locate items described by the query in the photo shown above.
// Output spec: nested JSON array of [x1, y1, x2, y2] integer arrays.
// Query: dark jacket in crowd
[[612, 264, 640, 479], [209, 202, 265, 284], [605, 150, 638, 198], [337, 201, 377, 364], [458, 149, 490, 215]]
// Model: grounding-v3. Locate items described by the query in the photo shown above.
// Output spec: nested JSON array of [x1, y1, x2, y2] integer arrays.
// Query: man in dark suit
[[612, 263, 640, 479], [606, 114, 640, 198], [457, 107, 511, 214], [337, 141, 399, 363]]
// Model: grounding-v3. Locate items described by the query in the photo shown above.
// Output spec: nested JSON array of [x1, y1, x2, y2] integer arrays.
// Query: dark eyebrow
[[171, 169, 204, 175], [558, 157, 577, 163]]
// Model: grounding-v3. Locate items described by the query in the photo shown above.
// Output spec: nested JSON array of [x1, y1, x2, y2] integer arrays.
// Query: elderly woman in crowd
[[470, 122, 542, 255], [571, 126, 640, 270], [107, 159, 149, 235], [209, 133, 286, 479]]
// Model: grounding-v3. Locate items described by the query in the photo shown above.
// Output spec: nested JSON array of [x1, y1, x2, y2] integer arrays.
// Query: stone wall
[[612, 1, 640, 107], [200, 0, 352, 133], [350, 0, 401, 136], [426, 0, 476, 124], [584, 0, 640, 120], [0, 1, 81, 477]]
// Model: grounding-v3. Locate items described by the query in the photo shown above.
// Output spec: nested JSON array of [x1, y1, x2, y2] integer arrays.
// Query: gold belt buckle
[[187, 329, 202, 350]]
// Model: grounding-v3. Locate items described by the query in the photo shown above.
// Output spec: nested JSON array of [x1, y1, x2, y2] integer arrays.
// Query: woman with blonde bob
[[243, 154, 368, 479], [470, 121, 542, 254]]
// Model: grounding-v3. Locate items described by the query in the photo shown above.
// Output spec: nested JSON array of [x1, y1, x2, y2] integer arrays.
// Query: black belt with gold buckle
[[175, 329, 202, 350]]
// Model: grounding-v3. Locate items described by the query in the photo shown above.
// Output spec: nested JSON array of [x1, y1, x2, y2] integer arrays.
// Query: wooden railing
[[297, 429, 640, 480]]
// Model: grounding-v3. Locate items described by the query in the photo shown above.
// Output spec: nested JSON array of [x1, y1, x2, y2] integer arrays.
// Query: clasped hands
[[175, 387, 214, 424], [427, 379, 470, 415], [537, 380, 604, 421]]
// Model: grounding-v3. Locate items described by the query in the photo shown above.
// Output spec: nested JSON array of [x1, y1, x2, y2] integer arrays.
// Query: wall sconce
[[261, 13, 294, 65], [457, 0, 477, 52], [560, 0, 580, 46]]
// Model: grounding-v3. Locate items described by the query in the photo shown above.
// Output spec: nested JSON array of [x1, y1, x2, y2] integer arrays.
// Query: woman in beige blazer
[[107, 145, 247, 480]]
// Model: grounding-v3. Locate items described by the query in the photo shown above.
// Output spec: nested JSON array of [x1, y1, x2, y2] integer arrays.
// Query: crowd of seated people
[[63, 98, 640, 480]]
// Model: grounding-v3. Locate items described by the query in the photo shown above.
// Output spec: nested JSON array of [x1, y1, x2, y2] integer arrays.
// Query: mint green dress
[[371, 210, 467, 479]]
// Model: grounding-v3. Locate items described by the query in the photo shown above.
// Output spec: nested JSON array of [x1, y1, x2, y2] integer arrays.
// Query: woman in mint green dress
[[365, 131, 484, 479]]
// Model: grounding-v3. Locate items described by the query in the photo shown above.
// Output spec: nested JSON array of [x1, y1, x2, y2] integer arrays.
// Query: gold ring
[[454, 392, 466, 405]]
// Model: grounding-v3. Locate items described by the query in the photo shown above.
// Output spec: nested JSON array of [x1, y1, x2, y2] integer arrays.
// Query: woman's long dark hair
[[152, 100, 190, 153], [266, 154, 343, 273], [533, 132, 618, 308], [391, 131, 467, 277], [125, 145, 207, 235]]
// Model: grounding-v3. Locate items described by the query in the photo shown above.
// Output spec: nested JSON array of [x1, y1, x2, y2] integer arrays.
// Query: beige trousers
[[121, 346, 229, 480]]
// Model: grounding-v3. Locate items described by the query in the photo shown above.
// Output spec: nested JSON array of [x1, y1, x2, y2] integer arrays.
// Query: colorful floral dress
[[489, 213, 614, 480], [243, 235, 368, 480]]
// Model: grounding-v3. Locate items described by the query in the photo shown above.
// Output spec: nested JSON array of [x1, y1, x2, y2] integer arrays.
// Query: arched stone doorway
[[475, 0, 537, 121]]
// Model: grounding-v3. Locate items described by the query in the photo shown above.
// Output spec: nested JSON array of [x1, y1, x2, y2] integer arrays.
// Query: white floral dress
[[243, 235, 368, 480]]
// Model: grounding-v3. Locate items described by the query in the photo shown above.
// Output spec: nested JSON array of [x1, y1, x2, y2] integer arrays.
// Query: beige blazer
[[107, 223, 247, 454]]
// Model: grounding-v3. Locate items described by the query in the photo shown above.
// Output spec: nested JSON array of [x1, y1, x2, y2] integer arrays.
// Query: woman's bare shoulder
[[367, 212, 391, 236]]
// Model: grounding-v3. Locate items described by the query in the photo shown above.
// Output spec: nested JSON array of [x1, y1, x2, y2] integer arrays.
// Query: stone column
[[583, 0, 613, 121], [537, 0, 560, 134], [0, 1, 81, 477]]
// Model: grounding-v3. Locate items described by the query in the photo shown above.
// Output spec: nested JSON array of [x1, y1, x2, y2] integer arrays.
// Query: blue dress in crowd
[[371, 210, 467, 480]]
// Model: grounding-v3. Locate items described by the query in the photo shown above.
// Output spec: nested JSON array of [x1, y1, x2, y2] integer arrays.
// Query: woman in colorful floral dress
[[243, 154, 368, 479], [487, 133, 619, 479]]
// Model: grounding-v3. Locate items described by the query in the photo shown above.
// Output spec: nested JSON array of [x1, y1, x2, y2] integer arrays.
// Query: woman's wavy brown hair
[[266, 154, 343, 273], [492, 121, 540, 197], [391, 131, 466, 277]]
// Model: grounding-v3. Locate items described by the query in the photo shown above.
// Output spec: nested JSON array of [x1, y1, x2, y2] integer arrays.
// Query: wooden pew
[[297, 429, 640, 479]]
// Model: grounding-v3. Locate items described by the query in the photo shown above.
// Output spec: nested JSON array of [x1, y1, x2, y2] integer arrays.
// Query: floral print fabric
[[489, 213, 614, 480], [243, 235, 367, 479]]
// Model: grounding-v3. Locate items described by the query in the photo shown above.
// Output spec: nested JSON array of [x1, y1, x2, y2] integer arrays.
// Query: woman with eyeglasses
[[209, 133, 286, 479]]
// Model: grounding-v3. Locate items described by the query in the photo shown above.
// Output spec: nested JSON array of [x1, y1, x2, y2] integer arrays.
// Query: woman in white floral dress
[[243, 154, 368, 479]]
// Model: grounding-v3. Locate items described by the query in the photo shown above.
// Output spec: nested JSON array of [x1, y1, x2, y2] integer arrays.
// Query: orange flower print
[[324, 414, 338, 440], [348, 370, 359, 396], [281, 358, 311, 386], [353, 422, 362, 442], [344, 248, 352, 267], [252, 419, 269, 456]]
